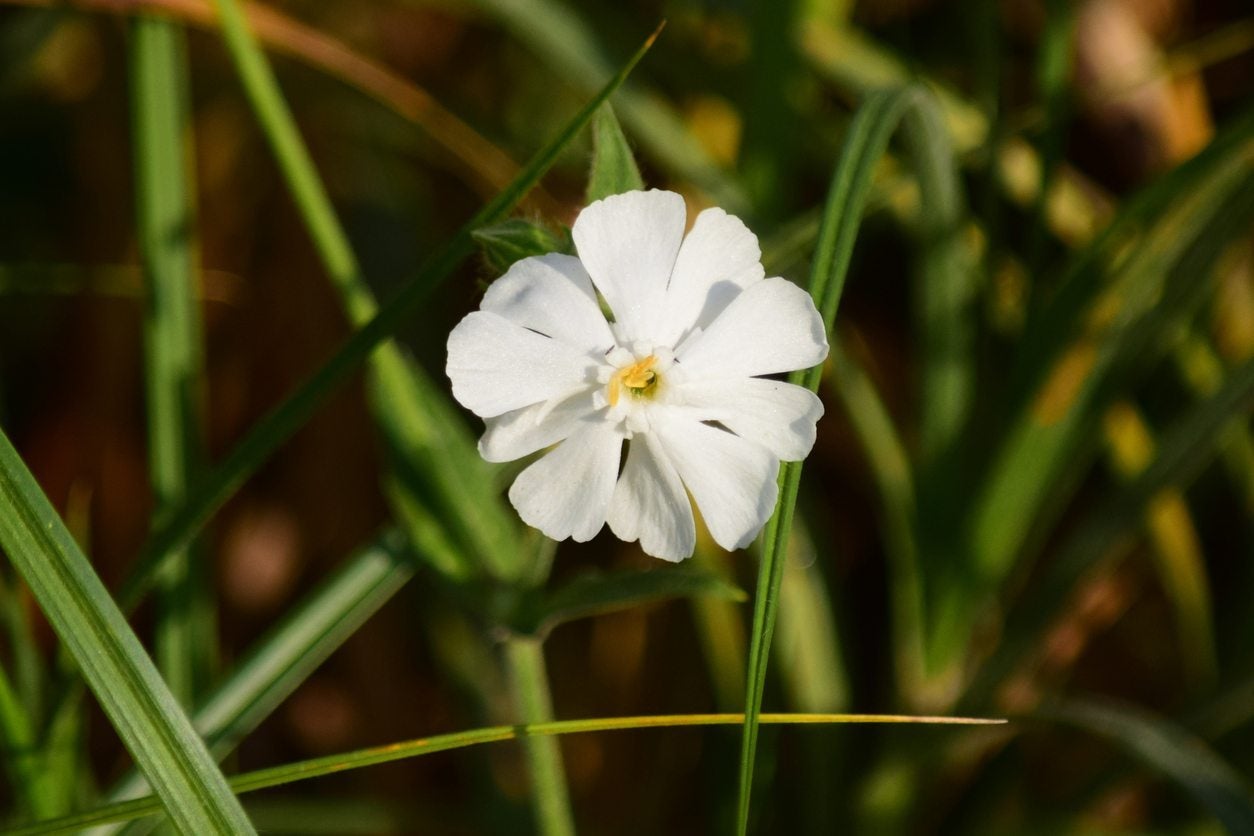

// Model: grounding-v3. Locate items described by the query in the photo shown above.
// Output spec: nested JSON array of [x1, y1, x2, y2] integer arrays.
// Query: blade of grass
[[130, 12, 209, 709], [1041, 698, 1254, 834], [100, 528, 413, 836], [115, 25, 663, 609], [738, 85, 955, 835], [14, 713, 1004, 835], [0, 426, 255, 835]]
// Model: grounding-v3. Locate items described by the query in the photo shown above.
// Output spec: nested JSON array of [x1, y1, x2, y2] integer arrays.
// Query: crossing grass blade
[[0, 426, 256, 835], [115, 24, 664, 609], [100, 529, 413, 836], [12, 713, 1004, 836], [738, 85, 962, 835]]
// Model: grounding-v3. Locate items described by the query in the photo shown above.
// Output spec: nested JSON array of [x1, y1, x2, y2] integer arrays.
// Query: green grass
[[1, 2, 1253, 833]]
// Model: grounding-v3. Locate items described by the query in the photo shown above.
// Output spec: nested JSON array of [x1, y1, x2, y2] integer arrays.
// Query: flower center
[[608, 355, 659, 407]]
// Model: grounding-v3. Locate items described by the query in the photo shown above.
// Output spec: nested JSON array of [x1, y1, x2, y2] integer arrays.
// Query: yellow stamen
[[608, 355, 658, 407]]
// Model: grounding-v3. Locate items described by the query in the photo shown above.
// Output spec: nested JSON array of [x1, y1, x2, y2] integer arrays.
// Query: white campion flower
[[446, 189, 828, 561]]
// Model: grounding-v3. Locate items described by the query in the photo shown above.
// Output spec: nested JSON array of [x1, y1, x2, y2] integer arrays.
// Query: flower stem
[[503, 637, 576, 836]]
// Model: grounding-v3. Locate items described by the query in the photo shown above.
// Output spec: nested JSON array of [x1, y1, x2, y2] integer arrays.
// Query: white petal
[[607, 433, 695, 562], [656, 207, 764, 346], [508, 423, 621, 542], [478, 391, 603, 463], [447, 311, 598, 418], [670, 377, 824, 461], [572, 189, 686, 346], [652, 410, 779, 552], [676, 277, 828, 379], [481, 253, 615, 355]]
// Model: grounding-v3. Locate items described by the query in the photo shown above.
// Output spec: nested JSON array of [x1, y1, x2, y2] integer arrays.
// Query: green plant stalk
[[14, 713, 1003, 835], [0, 426, 256, 835], [504, 638, 576, 836], [130, 14, 208, 711], [116, 24, 661, 611], [736, 86, 948, 835]]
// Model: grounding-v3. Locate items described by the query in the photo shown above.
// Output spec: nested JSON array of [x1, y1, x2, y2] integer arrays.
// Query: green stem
[[503, 637, 576, 836], [130, 13, 207, 709]]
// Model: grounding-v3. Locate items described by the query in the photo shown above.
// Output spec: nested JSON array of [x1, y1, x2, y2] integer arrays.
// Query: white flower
[[446, 189, 828, 561]]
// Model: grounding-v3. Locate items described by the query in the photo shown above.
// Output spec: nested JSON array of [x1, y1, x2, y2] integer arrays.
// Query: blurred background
[[1, 0, 1253, 832]]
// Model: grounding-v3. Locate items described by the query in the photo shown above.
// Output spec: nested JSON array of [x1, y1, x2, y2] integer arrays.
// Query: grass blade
[[738, 85, 954, 834], [13, 713, 1004, 835], [0, 427, 255, 834], [100, 528, 413, 836], [130, 13, 209, 708], [116, 24, 664, 608], [1042, 698, 1254, 834]]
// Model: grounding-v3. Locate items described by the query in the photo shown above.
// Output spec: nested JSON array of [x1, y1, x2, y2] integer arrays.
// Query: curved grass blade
[[737, 85, 962, 835], [13, 713, 1004, 835], [0, 427, 255, 835], [116, 23, 664, 609], [98, 528, 413, 836], [1041, 699, 1254, 834]]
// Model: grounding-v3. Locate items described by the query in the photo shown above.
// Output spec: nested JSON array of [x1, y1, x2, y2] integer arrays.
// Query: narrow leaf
[[15, 713, 1004, 835], [738, 85, 948, 836], [521, 566, 746, 636], [586, 104, 643, 203], [0, 426, 255, 834]]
